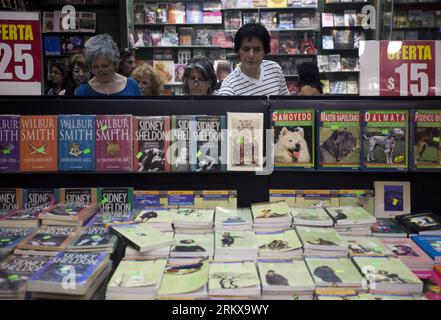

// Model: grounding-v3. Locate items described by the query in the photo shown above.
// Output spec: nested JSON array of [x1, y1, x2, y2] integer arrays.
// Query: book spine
[[0, 115, 20, 172]]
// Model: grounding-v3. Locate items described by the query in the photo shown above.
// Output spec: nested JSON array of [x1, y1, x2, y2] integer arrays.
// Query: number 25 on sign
[[0, 43, 34, 81]]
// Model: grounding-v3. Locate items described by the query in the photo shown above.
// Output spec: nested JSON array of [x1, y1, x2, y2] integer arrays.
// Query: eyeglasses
[[187, 77, 209, 86]]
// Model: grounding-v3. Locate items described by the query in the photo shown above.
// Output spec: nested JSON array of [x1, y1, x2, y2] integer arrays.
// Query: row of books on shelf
[[321, 79, 358, 95], [317, 55, 360, 72], [133, 26, 234, 48], [321, 11, 368, 28], [322, 30, 366, 50], [223, 11, 320, 31], [43, 34, 89, 57], [3, 109, 441, 172], [42, 11, 96, 33], [391, 30, 441, 41], [134, 1, 222, 25], [222, 0, 319, 9], [387, 9, 441, 29]]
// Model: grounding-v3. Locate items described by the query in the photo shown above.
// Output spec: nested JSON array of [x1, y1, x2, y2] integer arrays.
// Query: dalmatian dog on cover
[[363, 128, 404, 164]]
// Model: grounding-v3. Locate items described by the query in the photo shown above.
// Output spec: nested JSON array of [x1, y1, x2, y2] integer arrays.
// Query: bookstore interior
[[1, 0, 441, 302]]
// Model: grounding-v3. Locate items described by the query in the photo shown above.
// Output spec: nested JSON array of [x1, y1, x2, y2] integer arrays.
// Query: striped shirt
[[219, 60, 289, 96]]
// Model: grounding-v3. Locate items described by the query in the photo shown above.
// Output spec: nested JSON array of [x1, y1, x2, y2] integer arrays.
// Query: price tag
[[0, 12, 42, 95], [83, 148, 91, 155]]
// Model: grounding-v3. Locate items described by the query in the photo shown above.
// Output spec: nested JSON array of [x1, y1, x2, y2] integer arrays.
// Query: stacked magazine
[[251, 201, 292, 232], [325, 206, 376, 236], [170, 233, 214, 258], [291, 207, 333, 227], [296, 226, 348, 258], [214, 230, 258, 261], [174, 208, 214, 234], [215, 207, 253, 231], [256, 229, 303, 260]]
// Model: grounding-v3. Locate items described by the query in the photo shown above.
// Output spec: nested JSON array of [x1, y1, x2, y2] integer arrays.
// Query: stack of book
[[0, 227, 37, 257], [411, 235, 441, 265], [214, 230, 258, 262], [27, 251, 111, 300], [325, 206, 376, 236], [15, 226, 79, 256], [413, 270, 441, 300], [208, 261, 261, 300], [156, 258, 209, 300], [134, 207, 176, 232], [124, 245, 171, 260], [38, 203, 99, 227], [371, 218, 408, 238], [256, 230, 303, 260], [87, 210, 135, 225], [170, 233, 214, 258], [291, 207, 334, 227], [352, 256, 424, 295], [251, 201, 292, 232], [380, 238, 434, 271], [106, 259, 167, 300], [258, 260, 315, 300], [343, 236, 393, 257], [0, 207, 43, 228], [214, 207, 253, 231], [66, 225, 118, 253], [395, 213, 441, 237], [306, 257, 363, 291], [296, 226, 348, 258], [173, 208, 214, 234], [0, 254, 49, 300]]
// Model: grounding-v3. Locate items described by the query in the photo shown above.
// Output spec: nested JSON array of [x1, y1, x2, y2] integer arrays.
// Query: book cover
[[344, 10, 357, 27], [171, 233, 214, 257], [0, 227, 37, 255], [333, 30, 354, 50], [215, 207, 253, 227], [192, 28, 212, 46], [268, 0, 287, 8], [381, 237, 433, 265], [242, 11, 259, 25], [344, 236, 393, 257], [203, 191, 237, 209], [256, 229, 302, 253], [371, 218, 408, 237], [258, 260, 314, 290], [133, 2, 145, 24], [87, 211, 135, 226], [61, 35, 84, 55], [334, 13, 345, 27], [322, 13, 334, 27], [270, 31, 280, 54], [408, 10, 424, 28], [305, 257, 363, 287], [39, 203, 99, 223], [414, 271, 441, 300], [60, 188, 97, 206], [260, 12, 278, 31], [215, 230, 257, 250], [224, 10, 242, 31], [144, 4, 156, 24], [361, 110, 408, 171], [296, 189, 339, 208], [133, 116, 170, 172], [317, 55, 329, 73], [278, 13, 294, 30], [413, 110, 441, 170], [134, 207, 176, 224], [78, 12, 96, 33], [161, 26, 179, 47], [153, 60, 175, 84], [341, 57, 358, 71], [42, 11, 55, 33], [0, 189, 22, 211], [338, 190, 374, 216], [190, 115, 226, 172], [396, 213, 441, 235], [251, 200, 291, 221], [58, 115, 95, 171], [23, 188, 59, 210], [17, 226, 79, 252], [170, 115, 194, 172], [95, 115, 133, 172], [322, 35, 334, 50], [43, 35, 62, 56], [328, 54, 341, 72], [0, 207, 42, 228], [155, 2, 168, 24], [279, 33, 297, 54], [28, 251, 109, 295], [178, 27, 193, 46], [174, 208, 214, 225], [353, 31, 366, 49], [318, 110, 361, 170], [411, 235, 441, 262], [98, 187, 133, 215], [330, 81, 347, 95], [20, 115, 57, 172], [168, 2, 186, 24], [291, 207, 333, 226], [272, 109, 315, 170], [209, 261, 260, 293], [186, 2, 203, 24], [296, 226, 346, 249], [0, 255, 49, 289], [67, 225, 118, 250], [227, 113, 264, 172]]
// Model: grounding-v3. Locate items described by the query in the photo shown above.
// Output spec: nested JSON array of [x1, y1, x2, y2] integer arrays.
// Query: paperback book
[[412, 110, 441, 170], [0, 115, 20, 172], [67, 225, 118, 253], [170, 233, 214, 258], [306, 257, 363, 288]]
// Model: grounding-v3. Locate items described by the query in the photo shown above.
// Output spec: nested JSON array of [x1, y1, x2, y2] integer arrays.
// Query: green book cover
[[325, 206, 376, 225], [296, 226, 346, 248], [215, 230, 257, 250], [258, 260, 314, 289], [338, 190, 374, 216], [318, 110, 361, 170], [171, 233, 214, 257], [157, 259, 209, 295], [291, 208, 333, 223], [174, 208, 214, 224], [97, 187, 134, 214], [134, 208, 177, 224], [306, 257, 363, 286], [108, 259, 167, 288], [256, 230, 302, 253], [215, 207, 253, 226], [272, 109, 315, 169], [343, 236, 393, 257], [362, 110, 408, 170], [209, 262, 260, 290], [110, 223, 173, 252], [413, 110, 441, 170], [251, 200, 291, 220]]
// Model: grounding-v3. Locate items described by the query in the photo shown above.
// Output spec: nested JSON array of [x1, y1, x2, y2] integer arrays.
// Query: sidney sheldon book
[[20, 115, 57, 172], [58, 115, 95, 171], [0, 188, 23, 211], [170, 115, 194, 172], [133, 116, 170, 172], [0, 115, 20, 172], [95, 115, 133, 172]]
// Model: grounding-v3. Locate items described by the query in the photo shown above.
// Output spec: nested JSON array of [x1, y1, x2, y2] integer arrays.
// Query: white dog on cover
[[274, 127, 311, 163]]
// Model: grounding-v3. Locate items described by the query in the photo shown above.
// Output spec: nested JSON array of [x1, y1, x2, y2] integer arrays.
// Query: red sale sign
[[360, 41, 441, 96], [0, 11, 42, 95]]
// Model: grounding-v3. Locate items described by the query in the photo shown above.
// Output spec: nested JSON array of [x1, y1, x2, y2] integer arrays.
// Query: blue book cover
[[411, 235, 441, 260], [186, 2, 203, 24], [189, 115, 226, 172], [44, 35, 62, 56], [0, 227, 37, 255], [23, 189, 59, 210], [58, 115, 95, 171], [28, 251, 109, 289]]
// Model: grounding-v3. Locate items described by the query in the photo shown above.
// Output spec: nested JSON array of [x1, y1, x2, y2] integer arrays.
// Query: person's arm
[[218, 81, 235, 96], [278, 65, 289, 96]]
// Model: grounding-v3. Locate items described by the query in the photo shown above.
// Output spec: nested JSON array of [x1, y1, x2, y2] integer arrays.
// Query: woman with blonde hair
[[132, 63, 164, 96]]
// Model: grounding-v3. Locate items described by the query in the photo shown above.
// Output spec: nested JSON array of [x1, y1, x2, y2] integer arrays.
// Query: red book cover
[[95, 115, 133, 172], [20, 115, 57, 172]]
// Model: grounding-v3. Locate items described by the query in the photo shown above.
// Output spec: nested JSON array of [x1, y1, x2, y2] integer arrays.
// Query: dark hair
[[234, 23, 271, 54], [182, 57, 217, 95], [48, 62, 70, 89], [297, 62, 323, 93], [118, 48, 135, 70]]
